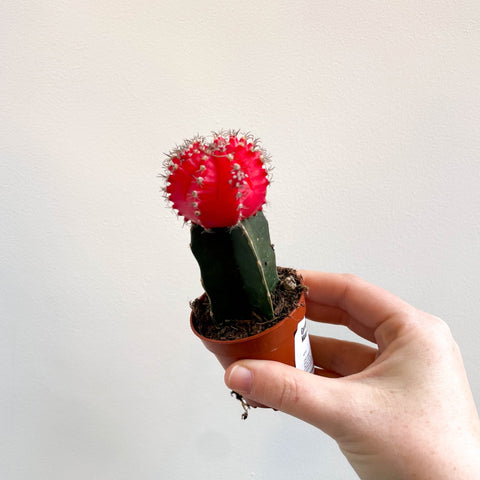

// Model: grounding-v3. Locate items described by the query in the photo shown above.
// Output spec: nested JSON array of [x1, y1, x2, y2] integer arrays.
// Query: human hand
[[224, 271, 480, 479]]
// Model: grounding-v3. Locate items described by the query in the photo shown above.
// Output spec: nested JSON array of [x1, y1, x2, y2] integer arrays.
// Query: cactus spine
[[164, 131, 279, 324]]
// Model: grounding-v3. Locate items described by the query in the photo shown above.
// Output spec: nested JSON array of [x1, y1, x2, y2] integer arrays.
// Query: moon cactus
[[164, 131, 279, 324]]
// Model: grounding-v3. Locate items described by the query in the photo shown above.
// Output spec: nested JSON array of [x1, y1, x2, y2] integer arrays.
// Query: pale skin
[[224, 270, 480, 479]]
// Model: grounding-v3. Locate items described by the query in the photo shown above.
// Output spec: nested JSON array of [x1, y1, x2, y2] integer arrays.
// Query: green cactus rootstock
[[191, 211, 279, 324]]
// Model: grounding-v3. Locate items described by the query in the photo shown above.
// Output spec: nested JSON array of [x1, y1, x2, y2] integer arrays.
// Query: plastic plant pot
[[190, 291, 314, 373]]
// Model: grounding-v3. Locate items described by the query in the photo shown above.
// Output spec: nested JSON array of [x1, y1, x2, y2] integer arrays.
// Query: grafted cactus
[[164, 131, 279, 323]]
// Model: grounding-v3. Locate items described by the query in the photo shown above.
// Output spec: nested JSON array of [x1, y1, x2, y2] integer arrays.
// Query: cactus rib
[[191, 211, 279, 323]]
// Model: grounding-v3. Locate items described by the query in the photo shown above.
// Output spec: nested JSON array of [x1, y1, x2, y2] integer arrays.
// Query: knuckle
[[339, 272, 361, 285], [424, 313, 452, 337], [277, 375, 301, 411], [338, 273, 362, 308], [431, 315, 452, 334], [416, 312, 458, 352]]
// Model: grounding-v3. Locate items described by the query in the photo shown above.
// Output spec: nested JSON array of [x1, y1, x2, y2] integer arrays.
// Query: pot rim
[[190, 291, 306, 346]]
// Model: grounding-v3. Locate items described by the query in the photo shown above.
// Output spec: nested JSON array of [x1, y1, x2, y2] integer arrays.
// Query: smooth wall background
[[2, 1, 480, 479]]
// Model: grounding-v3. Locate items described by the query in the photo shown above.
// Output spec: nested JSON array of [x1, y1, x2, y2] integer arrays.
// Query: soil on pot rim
[[191, 267, 306, 341]]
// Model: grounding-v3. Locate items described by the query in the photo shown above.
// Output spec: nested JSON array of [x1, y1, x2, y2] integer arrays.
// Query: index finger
[[298, 270, 417, 346]]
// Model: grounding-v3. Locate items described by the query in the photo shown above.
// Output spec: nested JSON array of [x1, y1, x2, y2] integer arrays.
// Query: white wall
[[2, 1, 480, 479]]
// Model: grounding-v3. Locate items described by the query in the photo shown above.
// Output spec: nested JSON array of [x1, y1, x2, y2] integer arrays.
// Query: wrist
[[398, 434, 480, 480]]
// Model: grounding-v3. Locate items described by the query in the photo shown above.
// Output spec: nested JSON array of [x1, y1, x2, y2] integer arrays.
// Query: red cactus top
[[165, 132, 270, 228]]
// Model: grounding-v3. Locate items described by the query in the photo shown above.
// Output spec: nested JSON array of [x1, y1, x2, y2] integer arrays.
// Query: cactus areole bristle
[[165, 131, 270, 228]]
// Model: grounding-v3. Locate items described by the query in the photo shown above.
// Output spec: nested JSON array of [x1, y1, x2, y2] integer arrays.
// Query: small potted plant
[[163, 131, 314, 380]]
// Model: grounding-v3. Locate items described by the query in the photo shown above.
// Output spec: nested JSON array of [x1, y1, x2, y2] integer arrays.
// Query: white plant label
[[294, 317, 314, 373]]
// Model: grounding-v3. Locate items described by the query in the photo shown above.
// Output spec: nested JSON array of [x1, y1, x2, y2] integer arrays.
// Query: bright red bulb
[[165, 133, 270, 228]]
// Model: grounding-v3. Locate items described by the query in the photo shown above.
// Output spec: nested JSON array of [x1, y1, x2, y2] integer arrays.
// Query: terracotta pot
[[190, 291, 314, 372]]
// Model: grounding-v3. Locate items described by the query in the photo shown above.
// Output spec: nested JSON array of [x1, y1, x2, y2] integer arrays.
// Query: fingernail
[[226, 365, 253, 395]]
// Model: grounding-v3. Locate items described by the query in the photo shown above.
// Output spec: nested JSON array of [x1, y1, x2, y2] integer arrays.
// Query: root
[[231, 391, 250, 420]]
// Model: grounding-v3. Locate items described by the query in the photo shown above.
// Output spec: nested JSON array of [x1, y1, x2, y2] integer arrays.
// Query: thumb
[[224, 359, 346, 435]]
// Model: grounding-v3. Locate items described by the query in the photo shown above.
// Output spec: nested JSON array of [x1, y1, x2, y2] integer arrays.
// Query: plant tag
[[294, 317, 314, 373]]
